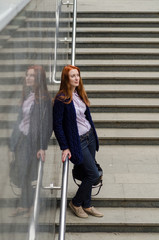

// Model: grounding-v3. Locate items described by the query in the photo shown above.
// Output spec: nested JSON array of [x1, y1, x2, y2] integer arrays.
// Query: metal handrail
[[58, 156, 69, 240], [28, 158, 44, 240], [71, 0, 77, 66], [58, 0, 77, 239], [52, 0, 76, 83]]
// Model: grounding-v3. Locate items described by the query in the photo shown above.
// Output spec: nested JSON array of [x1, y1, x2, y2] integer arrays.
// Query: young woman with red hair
[[53, 65, 103, 218], [10, 65, 52, 217]]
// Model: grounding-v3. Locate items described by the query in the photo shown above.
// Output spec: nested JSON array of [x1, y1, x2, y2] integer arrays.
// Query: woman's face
[[68, 69, 80, 91], [26, 69, 35, 86]]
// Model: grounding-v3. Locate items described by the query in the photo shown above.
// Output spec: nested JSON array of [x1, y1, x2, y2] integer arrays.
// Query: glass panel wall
[[0, 0, 71, 239]]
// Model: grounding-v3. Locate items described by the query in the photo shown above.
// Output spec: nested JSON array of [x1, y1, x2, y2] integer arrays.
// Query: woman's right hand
[[62, 149, 71, 162]]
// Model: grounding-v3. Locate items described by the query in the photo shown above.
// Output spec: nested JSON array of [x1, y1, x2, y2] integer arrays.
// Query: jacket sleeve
[[41, 98, 53, 150], [53, 99, 69, 150]]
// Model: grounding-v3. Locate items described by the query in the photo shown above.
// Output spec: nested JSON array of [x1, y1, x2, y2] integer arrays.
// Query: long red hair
[[55, 65, 90, 106], [22, 65, 49, 103]]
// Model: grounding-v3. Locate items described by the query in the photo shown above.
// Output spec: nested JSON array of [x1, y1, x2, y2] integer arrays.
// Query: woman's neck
[[71, 86, 76, 92]]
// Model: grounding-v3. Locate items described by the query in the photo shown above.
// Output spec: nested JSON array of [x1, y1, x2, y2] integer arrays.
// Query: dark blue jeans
[[72, 128, 99, 208]]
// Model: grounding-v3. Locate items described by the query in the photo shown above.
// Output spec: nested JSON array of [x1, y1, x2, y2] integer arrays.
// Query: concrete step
[[15, 27, 159, 33], [2, 84, 159, 92], [76, 48, 159, 54], [26, 17, 159, 23], [11, 27, 159, 38], [0, 48, 67, 53], [66, 145, 159, 201], [1, 87, 159, 99], [0, 113, 17, 121], [75, 37, 159, 43], [25, 11, 66, 18], [1, 50, 159, 61], [77, 59, 159, 66], [90, 98, 159, 106], [0, 232, 54, 240], [77, 18, 159, 23], [2, 98, 159, 107], [92, 112, 159, 121], [1, 75, 159, 86], [65, 146, 159, 207], [25, 11, 159, 20], [2, 59, 159, 65], [92, 113, 159, 128], [2, 127, 159, 144], [55, 232, 159, 240], [74, 12, 159, 19], [3, 206, 159, 234], [2, 205, 159, 233], [1, 144, 159, 206], [2, 112, 159, 129], [1, 60, 159, 72], [55, 207, 159, 233], [96, 128, 159, 138], [81, 72, 159, 80], [6, 37, 159, 48], [4, 232, 159, 240], [75, 21, 159, 28], [75, 27, 159, 33], [75, 49, 159, 60], [1, 77, 159, 86], [2, 111, 159, 128], [26, 18, 159, 28], [0, 206, 55, 233], [3, 128, 159, 138], [0, 15, 26, 47], [75, 38, 159, 49], [1, 71, 159, 80]]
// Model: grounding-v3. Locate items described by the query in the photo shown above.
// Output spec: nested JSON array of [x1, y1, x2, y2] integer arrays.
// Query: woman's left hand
[[37, 149, 45, 162], [62, 149, 71, 163]]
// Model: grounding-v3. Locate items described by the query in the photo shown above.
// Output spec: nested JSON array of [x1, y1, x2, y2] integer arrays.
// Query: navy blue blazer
[[53, 97, 99, 165]]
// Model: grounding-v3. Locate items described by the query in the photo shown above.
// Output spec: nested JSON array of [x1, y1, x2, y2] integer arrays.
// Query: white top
[[19, 92, 35, 135], [73, 91, 91, 136]]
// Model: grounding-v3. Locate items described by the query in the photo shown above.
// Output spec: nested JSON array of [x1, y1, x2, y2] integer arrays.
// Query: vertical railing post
[[58, 156, 69, 240], [28, 158, 44, 240], [58, 0, 77, 239], [71, 0, 77, 66]]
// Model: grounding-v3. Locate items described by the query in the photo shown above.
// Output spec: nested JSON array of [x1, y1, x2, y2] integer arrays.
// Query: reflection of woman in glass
[[10, 65, 52, 217]]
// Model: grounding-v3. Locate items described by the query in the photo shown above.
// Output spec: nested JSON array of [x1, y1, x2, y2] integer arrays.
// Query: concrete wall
[[0, 0, 31, 31]]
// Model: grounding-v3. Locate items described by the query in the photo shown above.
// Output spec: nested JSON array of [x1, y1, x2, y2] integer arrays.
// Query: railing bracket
[[62, 1, 73, 7], [43, 183, 61, 194], [59, 37, 71, 43]]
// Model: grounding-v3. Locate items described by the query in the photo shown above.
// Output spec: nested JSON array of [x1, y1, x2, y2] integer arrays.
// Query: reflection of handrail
[[52, 0, 61, 83], [58, 0, 77, 238], [28, 158, 44, 240]]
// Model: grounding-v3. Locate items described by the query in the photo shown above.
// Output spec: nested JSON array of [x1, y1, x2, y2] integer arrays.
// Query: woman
[[10, 65, 52, 217], [53, 65, 103, 218]]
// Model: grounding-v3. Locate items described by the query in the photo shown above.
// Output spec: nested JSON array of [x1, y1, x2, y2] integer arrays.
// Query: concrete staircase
[[57, 11, 159, 239], [1, 7, 159, 240]]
